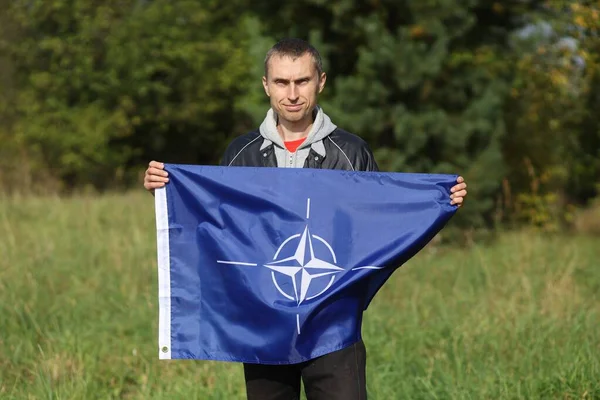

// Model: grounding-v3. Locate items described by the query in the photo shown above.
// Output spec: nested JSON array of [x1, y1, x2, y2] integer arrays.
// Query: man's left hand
[[450, 176, 468, 207]]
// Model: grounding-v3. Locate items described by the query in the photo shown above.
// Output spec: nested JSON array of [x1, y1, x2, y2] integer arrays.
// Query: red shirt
[[284, 138, 306, 153]]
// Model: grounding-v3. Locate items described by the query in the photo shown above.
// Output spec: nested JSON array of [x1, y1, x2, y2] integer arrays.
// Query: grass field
[[0, 192, 599, 399]]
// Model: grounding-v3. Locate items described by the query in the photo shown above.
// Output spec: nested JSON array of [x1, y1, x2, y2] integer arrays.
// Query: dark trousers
[[243, 340, 367, 400]]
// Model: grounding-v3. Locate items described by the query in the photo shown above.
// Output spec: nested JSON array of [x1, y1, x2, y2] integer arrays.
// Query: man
[[144, 38, 467, 400]]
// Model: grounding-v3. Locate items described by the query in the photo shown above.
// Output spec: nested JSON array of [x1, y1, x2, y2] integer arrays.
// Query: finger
[[450, 197, 464, 206], [147, 167, 169, 177], [451, 183, 467, 193], [456, 176, 464, 184], [450, 189, 467, 199], [144, 182, 166, 190], [149, 160, 165, 169], [147, 175, 169, 183]]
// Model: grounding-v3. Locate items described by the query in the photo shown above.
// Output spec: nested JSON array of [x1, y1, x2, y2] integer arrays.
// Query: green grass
[[1, 192, 598, 399]]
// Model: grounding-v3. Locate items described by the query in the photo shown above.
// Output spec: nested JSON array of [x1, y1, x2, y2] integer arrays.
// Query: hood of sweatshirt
[[258, 106, 337, 167]]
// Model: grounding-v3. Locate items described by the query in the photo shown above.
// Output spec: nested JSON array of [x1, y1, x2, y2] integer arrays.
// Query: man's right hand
[[144, 161, 169, 193]]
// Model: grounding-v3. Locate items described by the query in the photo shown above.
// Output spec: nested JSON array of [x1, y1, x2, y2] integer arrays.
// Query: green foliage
[[0, 0, 598, 231], [568, 17, 600, 204], [1, 0, 253, 189], [500, 1, 600, 227], [232, 16, 276, 128]]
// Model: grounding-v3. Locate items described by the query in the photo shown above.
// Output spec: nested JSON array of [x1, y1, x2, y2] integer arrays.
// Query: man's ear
[[318, 72, 327, 93], [262, 76, 270, 97]]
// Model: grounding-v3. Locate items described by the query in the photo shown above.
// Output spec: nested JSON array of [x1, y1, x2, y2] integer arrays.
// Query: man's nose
[[287, 84, 299, 101]]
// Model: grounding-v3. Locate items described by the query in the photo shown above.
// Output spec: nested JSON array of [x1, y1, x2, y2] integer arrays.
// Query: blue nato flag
[[154, 164, 457, 364]]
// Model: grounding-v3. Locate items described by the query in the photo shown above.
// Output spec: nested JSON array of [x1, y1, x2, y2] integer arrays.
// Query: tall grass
[[0, 192, 598, 399]]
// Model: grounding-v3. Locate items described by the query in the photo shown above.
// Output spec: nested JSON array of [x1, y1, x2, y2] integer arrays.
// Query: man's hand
[[144, 161, 169, 193], [450, 176, 467, 207]]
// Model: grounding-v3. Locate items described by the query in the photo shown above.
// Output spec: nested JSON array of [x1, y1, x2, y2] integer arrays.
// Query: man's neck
[[277, 115, 313, 142]]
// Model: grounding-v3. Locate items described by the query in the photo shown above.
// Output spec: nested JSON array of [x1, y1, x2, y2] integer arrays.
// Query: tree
[[1, 0, 252, 190], [501, 1, 600, 229]]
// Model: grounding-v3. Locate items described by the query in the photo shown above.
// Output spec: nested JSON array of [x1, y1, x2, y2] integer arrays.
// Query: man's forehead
[[267, 54, 316, 77]]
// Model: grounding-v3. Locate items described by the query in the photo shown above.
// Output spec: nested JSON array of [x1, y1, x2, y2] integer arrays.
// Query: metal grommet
[[314, 156, 319, 161], [161, 346, 169, 353], [263, 153, 267, 157]]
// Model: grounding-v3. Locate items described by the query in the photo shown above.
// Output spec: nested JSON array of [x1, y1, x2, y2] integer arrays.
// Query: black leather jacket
[[220, 128, 379, 172]]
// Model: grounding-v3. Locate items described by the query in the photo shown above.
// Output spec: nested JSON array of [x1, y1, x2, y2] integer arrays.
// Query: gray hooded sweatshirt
[[258, 106, 337, 168]]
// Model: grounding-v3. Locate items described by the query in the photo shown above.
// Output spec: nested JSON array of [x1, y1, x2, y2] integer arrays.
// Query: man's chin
[[279, 110, 308, 123]]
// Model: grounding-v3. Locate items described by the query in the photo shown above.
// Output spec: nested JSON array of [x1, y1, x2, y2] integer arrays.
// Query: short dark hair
[[264, 38, 323, 78]]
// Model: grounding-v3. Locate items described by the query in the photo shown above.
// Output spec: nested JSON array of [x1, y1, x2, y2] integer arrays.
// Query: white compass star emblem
[[265, 224, 344, 305]]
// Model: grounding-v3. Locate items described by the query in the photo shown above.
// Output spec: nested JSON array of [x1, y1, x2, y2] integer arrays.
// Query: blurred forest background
[[0, 0, 599, 235]]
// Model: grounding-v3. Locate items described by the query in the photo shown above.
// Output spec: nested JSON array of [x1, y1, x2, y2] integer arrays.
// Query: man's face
[[262, 53, 326, 125]]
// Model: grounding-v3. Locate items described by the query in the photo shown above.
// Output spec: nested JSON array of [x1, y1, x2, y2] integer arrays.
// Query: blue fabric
[[157, 164, 457, 364]]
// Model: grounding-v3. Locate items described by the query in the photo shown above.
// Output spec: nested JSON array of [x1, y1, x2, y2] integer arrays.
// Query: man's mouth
[[284, 104, 304, 112]]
